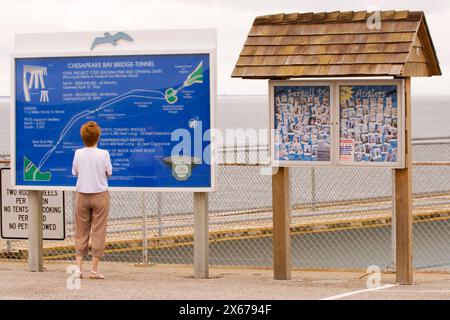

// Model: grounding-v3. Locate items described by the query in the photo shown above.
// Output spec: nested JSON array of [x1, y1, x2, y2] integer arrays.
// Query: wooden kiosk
[[232, 10, 441, 284]]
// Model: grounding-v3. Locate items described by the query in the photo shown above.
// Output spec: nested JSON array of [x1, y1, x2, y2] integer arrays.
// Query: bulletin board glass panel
[[337, 81, 404, 168], [270, 82, 333, 166]]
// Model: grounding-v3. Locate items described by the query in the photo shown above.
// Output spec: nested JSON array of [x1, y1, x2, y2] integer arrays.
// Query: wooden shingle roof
[[232, 11, 441, 79]]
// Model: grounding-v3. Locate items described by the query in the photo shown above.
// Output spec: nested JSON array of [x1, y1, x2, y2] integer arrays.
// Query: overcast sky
[[0, 0, 449, 96]]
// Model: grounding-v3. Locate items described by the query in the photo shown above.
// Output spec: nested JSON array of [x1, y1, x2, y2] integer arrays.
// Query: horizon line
[[2, 94, 450, 99]]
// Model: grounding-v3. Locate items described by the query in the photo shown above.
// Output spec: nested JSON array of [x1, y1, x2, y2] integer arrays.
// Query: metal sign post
[[194, 192, 209, 278], [28, 190, 43, 272]]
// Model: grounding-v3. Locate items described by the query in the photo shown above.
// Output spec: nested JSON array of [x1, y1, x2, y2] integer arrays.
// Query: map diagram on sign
[[15, 54, 212, 188]]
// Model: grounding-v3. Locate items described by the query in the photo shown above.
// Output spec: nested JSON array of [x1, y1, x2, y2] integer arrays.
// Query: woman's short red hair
[[80, 121, 101, 147]]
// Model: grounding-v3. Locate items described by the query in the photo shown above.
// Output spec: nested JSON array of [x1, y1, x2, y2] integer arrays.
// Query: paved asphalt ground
[[1, 262, 450, 300]]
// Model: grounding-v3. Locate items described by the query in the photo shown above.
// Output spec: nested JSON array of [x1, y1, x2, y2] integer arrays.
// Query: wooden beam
[[272, 167, 291, 280], [395, 77, 413, 284], [194, 192, 209, 279]]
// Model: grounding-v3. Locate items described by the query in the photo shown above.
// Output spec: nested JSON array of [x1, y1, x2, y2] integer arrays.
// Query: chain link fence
[[1, 137, 450, 271]]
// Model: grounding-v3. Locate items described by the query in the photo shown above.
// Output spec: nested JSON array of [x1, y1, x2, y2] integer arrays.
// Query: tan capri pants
[[75, 191, 110, 258]]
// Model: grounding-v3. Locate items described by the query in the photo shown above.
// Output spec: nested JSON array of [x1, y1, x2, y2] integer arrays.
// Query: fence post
[[390, 170, 397, 271], [72, 191, 76, 235], [395, 77, 413, 284], [245, 140, 249, 164], [6, 240, 12, 251], [142, 192, 148, 265], [28, 190, 43, 272], [311, 167, 316, 211], [157, 193, 164, 236], [272, 167, 291, 280], [194, 192, 209, 278]]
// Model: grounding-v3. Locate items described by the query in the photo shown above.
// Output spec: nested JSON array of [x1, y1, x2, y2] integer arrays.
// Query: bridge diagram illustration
[[23, 65, 49, 103]]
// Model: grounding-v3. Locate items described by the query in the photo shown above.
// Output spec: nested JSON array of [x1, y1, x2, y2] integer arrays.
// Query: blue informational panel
[[14, 53, 213, 190]]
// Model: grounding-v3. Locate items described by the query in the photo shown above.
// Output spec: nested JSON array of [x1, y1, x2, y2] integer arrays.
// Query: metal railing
[[1, 136, 450, 271]]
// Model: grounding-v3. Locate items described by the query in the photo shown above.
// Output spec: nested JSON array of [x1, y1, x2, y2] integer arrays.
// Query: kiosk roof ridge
[[232, 10, 441, 79]]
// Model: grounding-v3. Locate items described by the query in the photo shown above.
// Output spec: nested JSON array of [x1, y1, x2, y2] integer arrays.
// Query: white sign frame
[[11, 45, 217, 192], [270, 79, 405, 168]]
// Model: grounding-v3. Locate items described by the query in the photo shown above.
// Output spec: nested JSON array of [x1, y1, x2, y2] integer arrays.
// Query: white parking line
[[320, 284, 398, 300], [386, 290, 450, 293]]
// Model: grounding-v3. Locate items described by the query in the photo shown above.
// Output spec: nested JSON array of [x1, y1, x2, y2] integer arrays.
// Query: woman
[[72, 121, 113, 279]]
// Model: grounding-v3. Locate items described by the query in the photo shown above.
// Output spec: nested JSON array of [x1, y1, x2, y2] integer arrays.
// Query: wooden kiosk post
[[395, 77, 413, 284], [272, 167, 291, 280], [232, 10, 441, 282]]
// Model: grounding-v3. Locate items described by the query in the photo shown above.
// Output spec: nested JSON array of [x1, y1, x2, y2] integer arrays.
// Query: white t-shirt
[[72, 147, 113, 193]]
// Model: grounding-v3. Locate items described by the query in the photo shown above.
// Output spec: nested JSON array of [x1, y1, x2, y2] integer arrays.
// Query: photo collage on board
[[274, 85, 331, 162], [339, 85, 399, 163]]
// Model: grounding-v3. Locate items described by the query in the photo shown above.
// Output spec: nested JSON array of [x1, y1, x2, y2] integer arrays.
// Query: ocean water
[[1, 95, 450, 154], [1, 95, 266, 154]]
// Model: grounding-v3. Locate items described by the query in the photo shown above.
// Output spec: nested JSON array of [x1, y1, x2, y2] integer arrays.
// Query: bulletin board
[[270, 79, 405, 168]]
